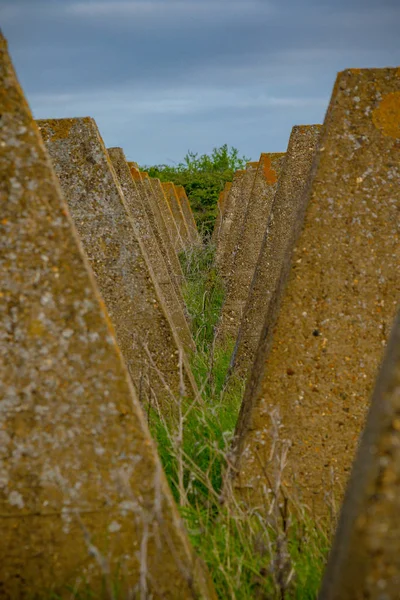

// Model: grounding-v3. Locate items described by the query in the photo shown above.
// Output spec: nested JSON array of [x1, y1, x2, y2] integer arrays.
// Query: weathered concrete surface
[[215, 169, 246, 269], [176, 185, 202, 246], [150, 176, 187, 282], [211, 197, 222, 246], [148, 175, 185, 278], [318, 308, 400, 598], [0, 34, 215, 599], [213, 192, 225, 239], [38, 118, 198, 419], [215, 172, 245, 269], [211, 181, 232, 248], [218, 163, 258, 282], [230, 69, 400, 518], [108, 147, 194, 354], [173, 184, 194, 248], [128, 165, 186, 296], [231, 128, 320, 382], [163, 182, 191, 249], [217, 153, 285, 346], [148, 176, 181, 254], [161, 182, 188, 252]]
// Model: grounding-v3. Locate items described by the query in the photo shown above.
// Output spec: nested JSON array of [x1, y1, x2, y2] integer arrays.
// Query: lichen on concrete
[[211, 182, 231, 247], [231, 130, 320, 382], [214, 171, 245, 270], [127, 163, 185, 296], [160, 182, 187, 252], [163, 182, 192, 250], [319, 310, 400, 599], [217, 153, 285, 346], [38, 117, 198, 420], [108, 147, 194, 354], [176, 185, 202, 246], [216, 165, 258, 283], [231, 68, 400, 519], [0, 33, 214, 599]]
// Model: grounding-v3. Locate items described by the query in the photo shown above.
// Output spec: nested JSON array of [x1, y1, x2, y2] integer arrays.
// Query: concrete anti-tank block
[[230, 68, 400, 519], [38, 117, 198, 420], [108, 147, 194, 354], [319, 309, 400, 599], [217, 152, 285, 347], [0, 33, 214, 599]]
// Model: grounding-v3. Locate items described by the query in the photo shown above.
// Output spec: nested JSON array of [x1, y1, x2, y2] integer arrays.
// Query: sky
[[2, 0, 400, 165]]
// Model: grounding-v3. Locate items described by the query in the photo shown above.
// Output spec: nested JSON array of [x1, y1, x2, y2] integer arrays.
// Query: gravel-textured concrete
[[230, 69, 400, 519], [0, 33, 214, 599]]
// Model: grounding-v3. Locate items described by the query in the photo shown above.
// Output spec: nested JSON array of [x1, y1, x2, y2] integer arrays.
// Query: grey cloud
[[4, 0, 400, 94], [2, 0, 400, 163]]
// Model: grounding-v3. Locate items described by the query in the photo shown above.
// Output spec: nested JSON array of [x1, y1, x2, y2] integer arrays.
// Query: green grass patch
[[179, 244, 225, 353], [148, 245, 330, 599]]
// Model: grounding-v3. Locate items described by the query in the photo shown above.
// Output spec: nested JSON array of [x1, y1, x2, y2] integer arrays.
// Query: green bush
[[143, 144, 250, 238]]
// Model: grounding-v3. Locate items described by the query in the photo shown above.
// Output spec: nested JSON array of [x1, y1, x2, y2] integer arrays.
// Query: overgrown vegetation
[[144, 144, 250, 237], [148, 245, 331, 599], [48, 243, 330, 599]]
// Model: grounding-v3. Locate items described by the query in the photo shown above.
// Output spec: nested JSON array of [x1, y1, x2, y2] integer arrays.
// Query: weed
[[41, 245, 330, 599], [149, 245, 331, 599]]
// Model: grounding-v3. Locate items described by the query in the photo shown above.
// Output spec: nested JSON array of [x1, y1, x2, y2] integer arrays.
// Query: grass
[[39, 243, 330, 599], [148, 244, 331, 599]]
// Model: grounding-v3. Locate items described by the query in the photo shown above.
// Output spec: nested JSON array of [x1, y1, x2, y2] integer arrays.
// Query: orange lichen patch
[[261, 154, 278, 184], [129, 165, 142, 181], [175, 185, 188, 206], [175, 185, 187, 200], [37, 117, 77, 141], [372, 92, 400, 138]]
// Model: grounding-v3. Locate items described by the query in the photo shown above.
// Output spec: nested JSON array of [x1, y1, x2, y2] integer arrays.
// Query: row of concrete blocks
[[213, 67, 400, 597], [0, 34, 217, 599], [2, 25, 400, 597], [35, 118, 204, 425]]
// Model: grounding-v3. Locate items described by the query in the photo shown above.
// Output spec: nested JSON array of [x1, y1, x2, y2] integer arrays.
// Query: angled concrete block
[[211, 182, 232, 247], [163, 182, 191, 250], [176, 185, 202, 246], [0, 34, 214, 599], [146, 174, 185, 275], [108, 148, 194, 354], [161, 182, 187, 252], [211, 190, 226, 246], [215, 171, 245, 270], [319, 309, 400, 599], [38, 117, 198, 419], [230, 69, 400, 518], [147, 176, 181, 255], [128, 165, 186, 296], [217, 153, 285, 346], [218, 163, 258, 282], [231, 128, 320, 381]]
